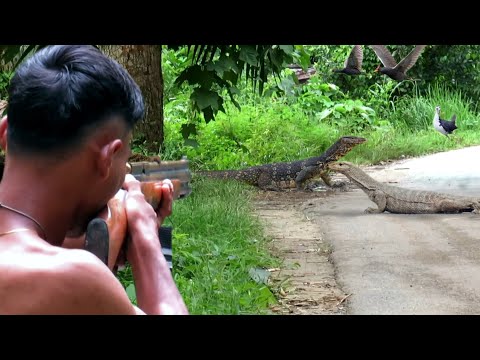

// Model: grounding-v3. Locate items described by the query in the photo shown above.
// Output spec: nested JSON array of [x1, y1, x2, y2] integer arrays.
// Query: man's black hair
[[6, 45, 145, 155]]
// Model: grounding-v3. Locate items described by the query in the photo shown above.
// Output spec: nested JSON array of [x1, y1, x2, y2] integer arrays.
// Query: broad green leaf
[[223, 70, 239, 84], [180, 123, 197, 139], [279, 45, 294, 55], [126, 284, 136, 303], [239, 46, 258, 66], [269, 48, 285, 69], [278, 76, 295, 94], [334, 104, 346, 113], [344, 101, 354, 112], [298, 52, 311, 70], [175, 65, 214, 88], [320, 96, 334, 108], [318, 108, 333, 121], [191, 88, 220, 110], [258, 287, 276, 306], [202, 106, 214, 123], [206, 62, 223, 77], [217, 54, 239, 73]]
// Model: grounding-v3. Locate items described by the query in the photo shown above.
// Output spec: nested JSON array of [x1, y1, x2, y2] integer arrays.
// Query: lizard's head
[[328, 136, 367, 161], [326, 161, 354, 173], [339, 136, 367, 145]]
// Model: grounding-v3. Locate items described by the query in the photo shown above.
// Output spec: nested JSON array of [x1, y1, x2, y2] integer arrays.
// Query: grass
[[339, 126, 480, 165]]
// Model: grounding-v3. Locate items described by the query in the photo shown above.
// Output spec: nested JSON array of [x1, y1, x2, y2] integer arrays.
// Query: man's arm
[[123, 175, 189, 315]]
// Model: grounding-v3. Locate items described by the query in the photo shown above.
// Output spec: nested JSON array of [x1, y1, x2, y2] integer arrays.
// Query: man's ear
[[0, 116, 8, 151], [97, 139, 124, 179]]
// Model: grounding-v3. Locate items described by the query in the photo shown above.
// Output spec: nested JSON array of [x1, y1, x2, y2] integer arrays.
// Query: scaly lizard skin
[[327, 161, 480, 214], [196, 136, 366, 191]]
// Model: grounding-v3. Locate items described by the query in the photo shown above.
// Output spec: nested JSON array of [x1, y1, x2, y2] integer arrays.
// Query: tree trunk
[[100, 45, 164, 153]]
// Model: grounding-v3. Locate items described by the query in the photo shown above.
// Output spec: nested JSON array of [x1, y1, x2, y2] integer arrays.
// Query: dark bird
[[433, 106, 457, 137], [370, 45, 426, 81], [332, 45, 363, 75]]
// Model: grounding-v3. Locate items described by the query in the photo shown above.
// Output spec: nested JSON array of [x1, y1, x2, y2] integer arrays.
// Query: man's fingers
[[162, 179, 174, 193], [123, 174, 142, 193], [157, 182, 174, 220]]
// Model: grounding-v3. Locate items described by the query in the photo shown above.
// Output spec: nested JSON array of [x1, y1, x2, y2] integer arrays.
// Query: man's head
[[5, 45, 144, 155], [1, 45, 145, 234]]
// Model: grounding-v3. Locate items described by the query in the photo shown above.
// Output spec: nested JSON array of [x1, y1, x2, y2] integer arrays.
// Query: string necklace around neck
[[0, 201, 47, 241]]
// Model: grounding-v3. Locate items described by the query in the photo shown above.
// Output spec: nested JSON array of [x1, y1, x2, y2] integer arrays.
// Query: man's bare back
[[0, 229, 138, 314]]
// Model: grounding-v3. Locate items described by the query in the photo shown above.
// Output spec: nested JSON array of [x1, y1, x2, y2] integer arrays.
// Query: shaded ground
[[252, 188, 350, 315]]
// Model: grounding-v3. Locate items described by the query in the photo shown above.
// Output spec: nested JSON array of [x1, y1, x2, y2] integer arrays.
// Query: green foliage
[[0, 71, 13, 100], [171, 45, 309, 139], [291, 77, 376, 132], [412, 45, 480, 106], [0, 45, 48, 72], [162, 46, 190, 101]]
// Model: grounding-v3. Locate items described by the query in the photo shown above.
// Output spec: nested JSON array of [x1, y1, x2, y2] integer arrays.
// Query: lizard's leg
[[365, 191, 387, 214], [436, 199, 479, 213], [320, 170, 346, 188], [295, 167, 313, 190], [296, 167, 344, 190], [472, 202, 480, 214], [320, 170, 347, 187], [320, 170, 334, 186]]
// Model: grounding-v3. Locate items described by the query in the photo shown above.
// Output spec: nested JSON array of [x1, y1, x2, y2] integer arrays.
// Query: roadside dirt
[[252, 185, 351, 315]]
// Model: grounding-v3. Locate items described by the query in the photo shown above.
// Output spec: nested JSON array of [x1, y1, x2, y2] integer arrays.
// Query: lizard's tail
[[195, 169, 257, 185], [196, 169, 243, 180], [197, 170, 229, 177]]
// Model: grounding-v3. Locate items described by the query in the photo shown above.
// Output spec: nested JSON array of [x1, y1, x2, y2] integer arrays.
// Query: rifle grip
[[159, 226, 173, 270]]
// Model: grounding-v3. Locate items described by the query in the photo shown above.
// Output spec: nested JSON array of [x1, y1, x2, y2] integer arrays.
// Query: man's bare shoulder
[[0, 243, 136, 315]]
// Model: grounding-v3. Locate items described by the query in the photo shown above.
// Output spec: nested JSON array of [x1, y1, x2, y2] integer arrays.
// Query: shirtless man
[[0, 45, 189, 315]]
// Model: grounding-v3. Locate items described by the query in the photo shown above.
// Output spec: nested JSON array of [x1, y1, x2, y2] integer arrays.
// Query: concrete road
[[304, 145, 480, 314]]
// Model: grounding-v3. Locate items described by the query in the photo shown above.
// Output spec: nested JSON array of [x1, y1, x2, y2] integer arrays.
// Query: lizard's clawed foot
[[332, 181, 347, 188], [364, 207, 380, 214]]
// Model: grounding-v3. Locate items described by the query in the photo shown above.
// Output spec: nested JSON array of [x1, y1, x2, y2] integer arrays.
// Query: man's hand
[[122, 174, 174, 232], [147, 179, 174, 228]]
